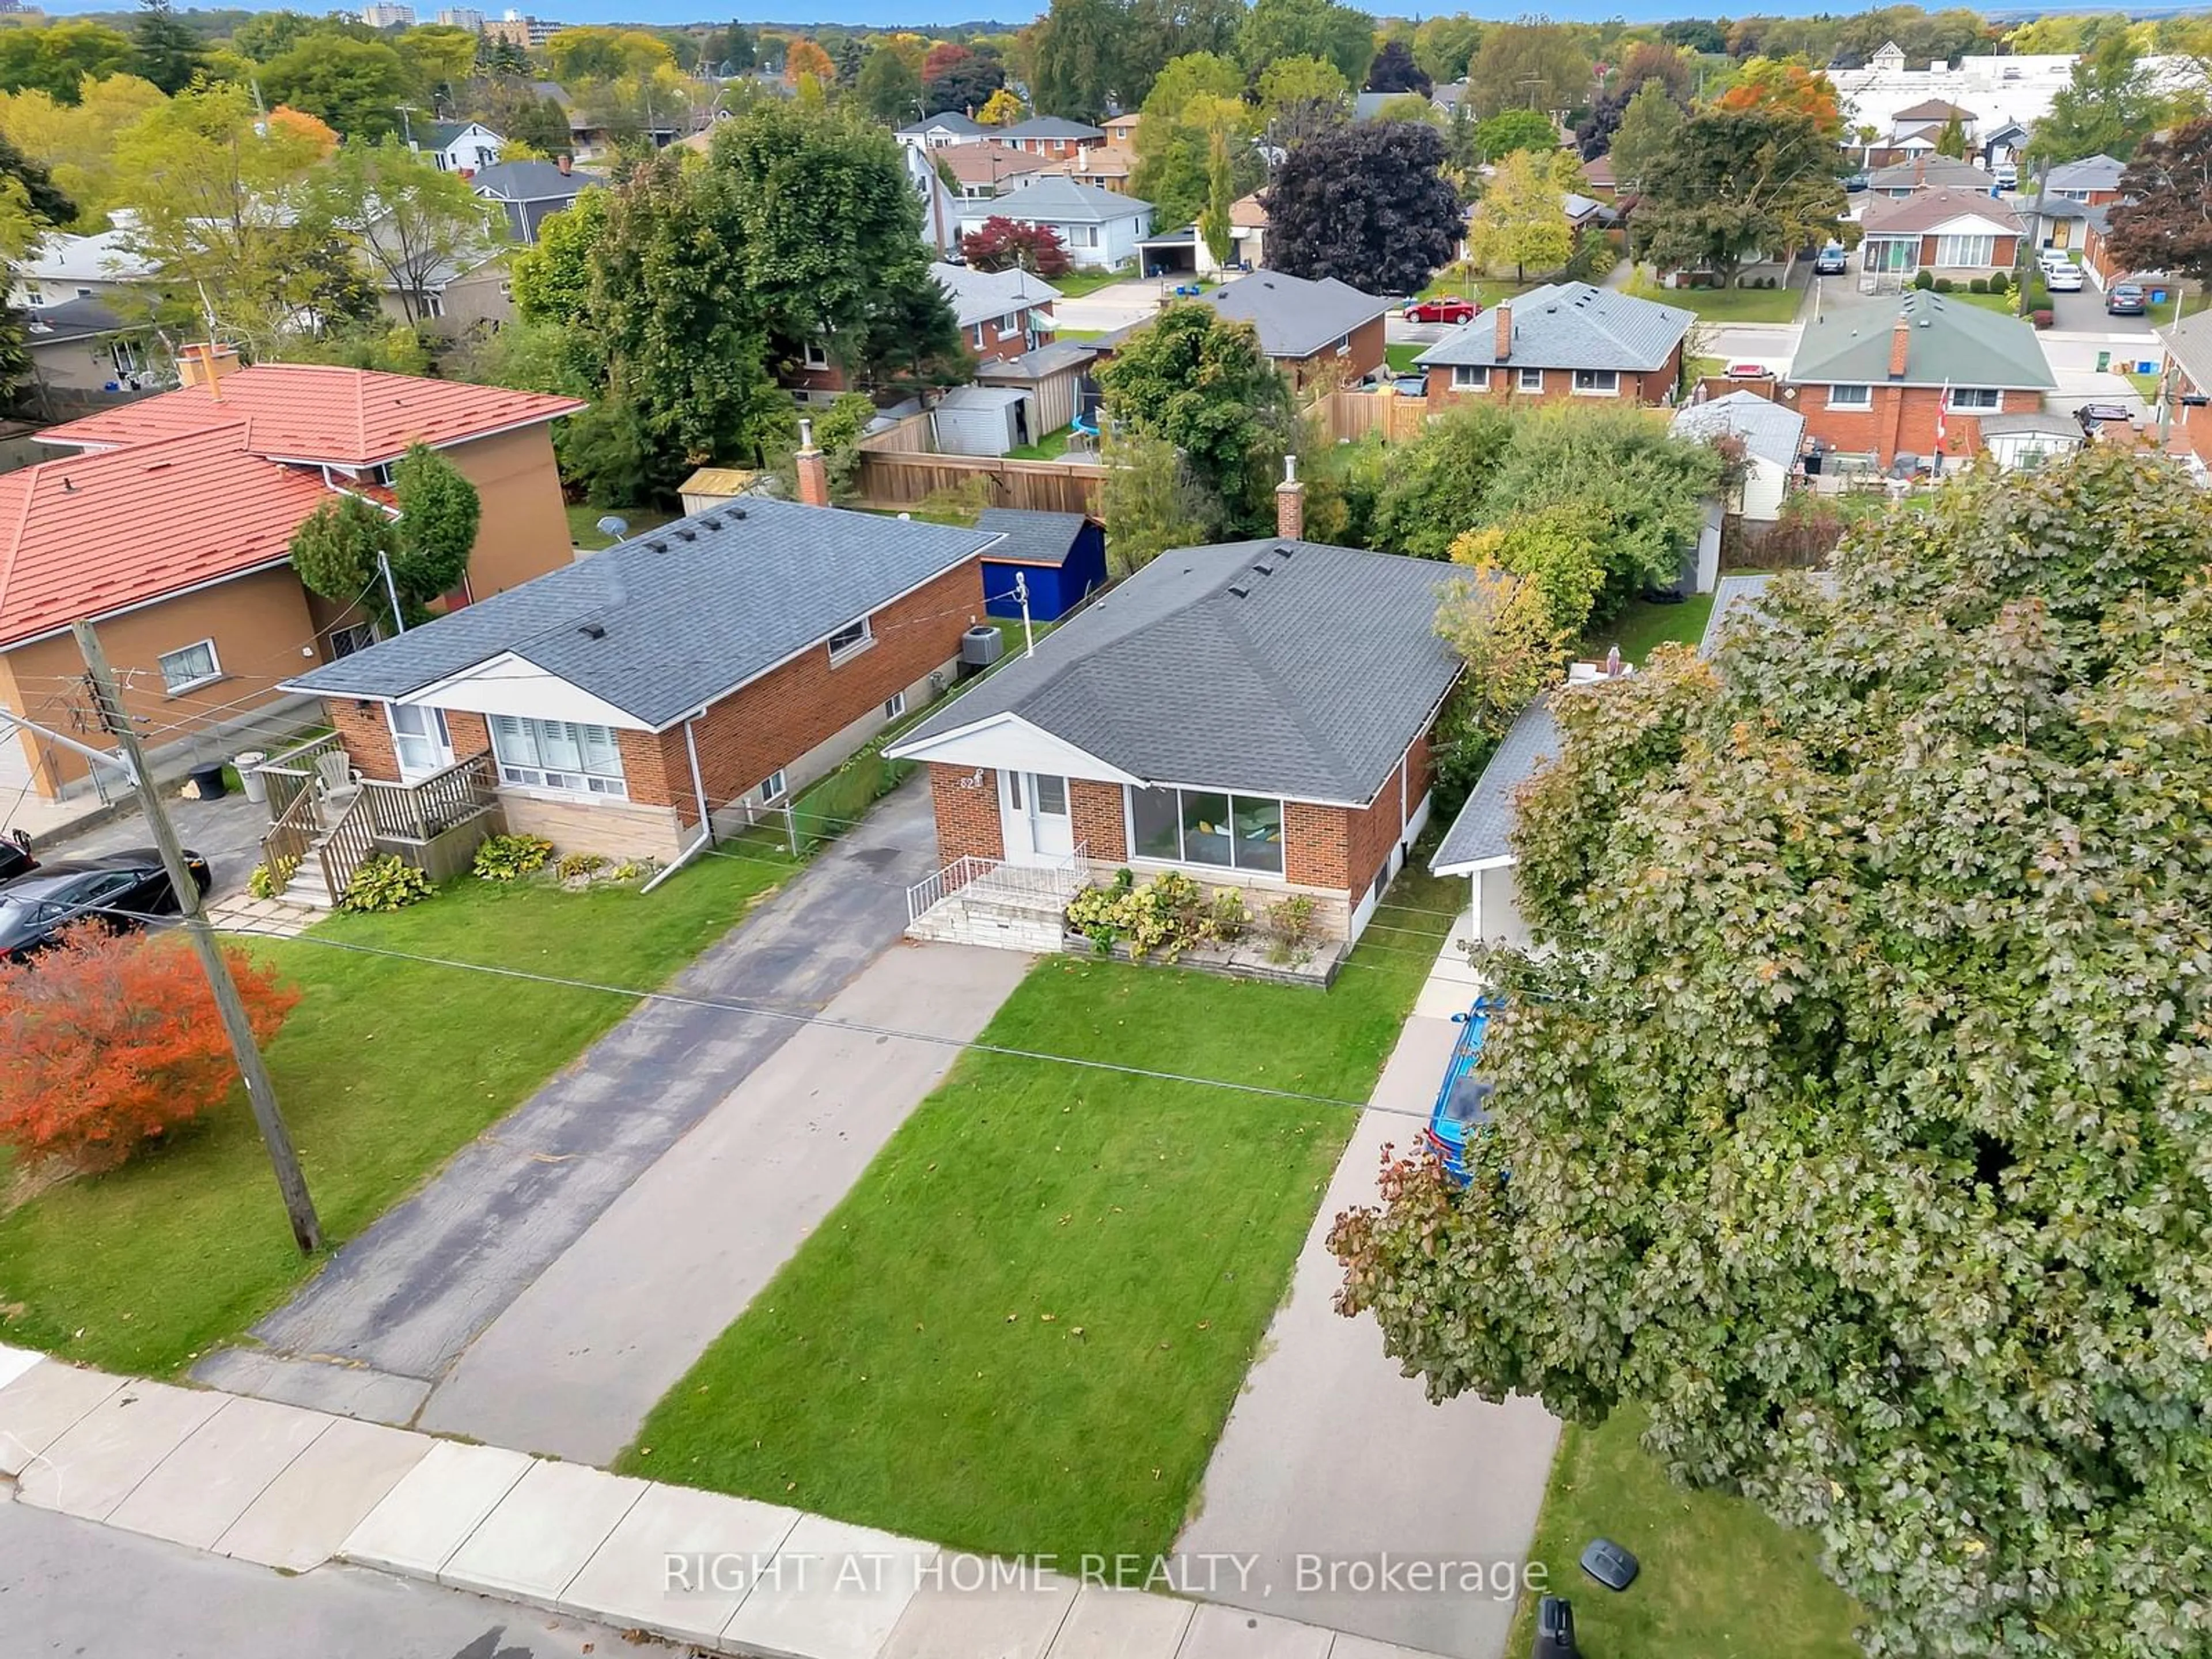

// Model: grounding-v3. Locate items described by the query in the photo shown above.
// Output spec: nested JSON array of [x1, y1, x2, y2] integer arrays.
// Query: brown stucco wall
[[6, 566, 318, 796], [445, 425, 575, 599]]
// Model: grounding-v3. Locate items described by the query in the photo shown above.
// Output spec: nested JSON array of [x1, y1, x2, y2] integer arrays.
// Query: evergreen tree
[[130, 0, 205, 96]]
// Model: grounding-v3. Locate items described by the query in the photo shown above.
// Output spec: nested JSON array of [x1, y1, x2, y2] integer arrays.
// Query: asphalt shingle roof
[[2045, 154, 2126, 191], [976, 507, 1090, 567], [997, 116, 1106, 140], [1788, 290, 2055, 390], [890, 539, 1460, 804], [469, 160, 601, 200], [960, 176, 1150, 224], [2161, 308, 2212, 396], [1670, 391, 1808, 469], [1861, 185, 2020, 236], [1866, 157, 1997, 193], [900, 111, 989, 137], [286, 499, 998, 731], [1430, 696, 1559, 874], [929, 262, 1061, 328], [1416, 281, 1694, 373], [26, 297, 128, 344], [1198, 271, 1391, 361]]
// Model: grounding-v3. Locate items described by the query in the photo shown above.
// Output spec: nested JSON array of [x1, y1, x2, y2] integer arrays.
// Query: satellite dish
[[596, 516, 629, 542]]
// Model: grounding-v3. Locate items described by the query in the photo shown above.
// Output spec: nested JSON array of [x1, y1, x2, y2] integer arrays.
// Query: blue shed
[[975, 508, 1108, 622]]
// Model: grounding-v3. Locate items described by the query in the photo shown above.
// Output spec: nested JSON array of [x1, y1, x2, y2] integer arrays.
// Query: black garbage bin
[[1532, 1596, 1578, 1659], [186, 762, 228, 800]]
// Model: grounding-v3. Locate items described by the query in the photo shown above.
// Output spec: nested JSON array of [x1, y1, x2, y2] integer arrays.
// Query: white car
[[2045, 264, 2084, 292]]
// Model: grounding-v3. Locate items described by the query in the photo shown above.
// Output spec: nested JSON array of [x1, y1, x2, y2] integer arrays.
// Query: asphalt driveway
[[195, 779, 964, 1425], [1172, 1015, 1560, 1659]]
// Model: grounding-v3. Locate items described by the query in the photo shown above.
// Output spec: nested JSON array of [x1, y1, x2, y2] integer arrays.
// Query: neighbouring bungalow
[[957, 177, 1154, 272], [0, 354, 584, 801], [2156, 308, 2212, 475], [23, 297, 152, 393], [1418, 282, 1694, 407], [2025, 154, 2127, 252], [887, 469, 1457, 951], [1857, 186, 2022, 282], [994, 116, 1107, 159], [1198, 270, 1393, 387], [415, 120, 503, 175], [282, 485, 1001, 896], [1863, 156, 1998, 198], [936, 141, 1051, 200], [896, 111, 990, 151], [1785, 289, 2056, 468], [471, 158, 604, 244]]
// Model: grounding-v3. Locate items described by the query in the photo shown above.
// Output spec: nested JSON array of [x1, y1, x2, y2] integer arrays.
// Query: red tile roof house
[[885, 472, 1460, 957], [1416, 282, 1694, 407], [0, 351, 582, 804], [1786, 289, 2056, 470], [1856, 187, 2023, 283], [276, 453, 1001, 906]]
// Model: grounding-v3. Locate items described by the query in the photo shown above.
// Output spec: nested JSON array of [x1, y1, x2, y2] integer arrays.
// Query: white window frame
[[158, 638, 221, 694], [1828, 384, 1874, 410], [489, 715, 628, 798], [883, 690, 906, 719], [1452, 365, 1490, 391], [1334, 332, 1351, 355], [802, 339, 832, 370], [1571, 368, 1620, 396], [1945, 386, 2002, 412], [1934, 232, 1996, 267], [1516, 366, 1545, 392], [757, 769, 787, 803], [20, 285, 43, 308], [1123, 784, 1288, 878], [971, 322, 988, 349], [826, 616, 874, 664]]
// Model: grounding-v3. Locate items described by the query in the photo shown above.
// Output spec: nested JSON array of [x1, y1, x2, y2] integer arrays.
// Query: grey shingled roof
[[469, 160, 601, 201], [286, 499, 997, 731], [963, 175, 1150, 224], [997, 116, 1105, 141], [889, 539, 1459, 804], [976, 507, 1090, 567], [1867, 157, 1997, 193], [2161, 307, 2212, 396], [1417, 281, 1694, 373], [1671, 390, 1808, 469], [1788, 290, 2055, 391], [2045, 154, 2126, 191], [26, 297, 128, 344], [1430, 698, 1560, 875], [1860, 185, 2020, 236], [1199, 271, 1392, 361], [974, 341, 1100, 381], [900, 111, 989, 137]]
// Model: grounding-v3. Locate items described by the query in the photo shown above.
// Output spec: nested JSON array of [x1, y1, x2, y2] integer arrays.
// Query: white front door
[[389, 704, 454, 778], [999, 770, 1074, 863]]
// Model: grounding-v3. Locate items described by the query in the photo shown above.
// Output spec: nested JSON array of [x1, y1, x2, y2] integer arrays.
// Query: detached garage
[[931, 385, 1038, 457]]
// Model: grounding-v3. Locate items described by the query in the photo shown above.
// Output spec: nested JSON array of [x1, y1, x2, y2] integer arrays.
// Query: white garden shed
[[930, 385, 1038, 457]]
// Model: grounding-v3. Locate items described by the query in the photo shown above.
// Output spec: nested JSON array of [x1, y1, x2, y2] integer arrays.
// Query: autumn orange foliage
[[267, 104, 341, 158], [784, 39, 836, 87], [1714, 59, 1843, 138], [0, 924, 300, 1172]]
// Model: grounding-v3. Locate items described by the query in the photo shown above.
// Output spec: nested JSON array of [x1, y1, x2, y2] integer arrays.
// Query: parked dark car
[[2107, 282, 2147, 316], [0, 829, 34, 884], [0, 849, 210, 961]]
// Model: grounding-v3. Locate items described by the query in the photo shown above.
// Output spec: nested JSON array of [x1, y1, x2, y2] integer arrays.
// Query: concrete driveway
[[195, 779, 998, 1430], [1172, 1015, 1560, 1659], [1055, 278, 1174, 334]]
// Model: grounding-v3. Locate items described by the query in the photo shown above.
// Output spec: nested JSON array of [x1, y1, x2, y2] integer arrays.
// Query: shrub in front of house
[[248, 856, 297, 901], [1262, 894, 1319, 966], [2032, 307, 2055, 328], [1914, 269, 1936, 290], [1969, 276, 1989, 293], [555, 851, 608, 882], [472, 833, 555, 882], [340, 854, 433, 913], [1933, 276, 1955, 293], [1066, 868, 1251, 963], [1989, 270, 2009, 294]]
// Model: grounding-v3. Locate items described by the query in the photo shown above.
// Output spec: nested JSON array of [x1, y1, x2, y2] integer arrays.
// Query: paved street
[[198, 778, 951, 1426], [0, 1501, 628, 1659], [418, 936, 1034, 1463], [1173, 1003, 1559, 1659], [1055, 276, 1176, 334]]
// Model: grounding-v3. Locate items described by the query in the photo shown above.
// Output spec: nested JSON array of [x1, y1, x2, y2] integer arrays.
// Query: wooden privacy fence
[[1310, 388, 1430, 445], [857, 451, 1103, 514]]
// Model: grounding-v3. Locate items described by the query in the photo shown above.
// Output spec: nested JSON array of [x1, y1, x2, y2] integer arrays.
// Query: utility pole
[[70, 621, 323, 1255], [377, 548, 407, 635]]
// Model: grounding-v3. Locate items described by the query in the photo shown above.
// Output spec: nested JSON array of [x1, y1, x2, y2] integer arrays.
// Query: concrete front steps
[[279, 845, 338, 911], [905, 879, 1072, 954]]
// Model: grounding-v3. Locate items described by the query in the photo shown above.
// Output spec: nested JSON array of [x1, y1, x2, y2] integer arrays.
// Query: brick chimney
[[1888, 309, 1911, 378], [1493, 303, 1513, 363], [1912, 154, 1926, 187], [1275, 454, 1304, 540], [794, 416, 830, 508], [178, 342, 242, 395]]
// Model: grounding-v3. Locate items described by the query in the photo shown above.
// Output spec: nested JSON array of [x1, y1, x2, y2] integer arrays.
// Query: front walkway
[[195, 779, 952, 1424], [1171, 911, 1560, 1659], [2, 1343, 1461, 1659]]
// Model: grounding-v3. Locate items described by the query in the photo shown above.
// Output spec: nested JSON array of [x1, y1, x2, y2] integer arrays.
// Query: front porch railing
[[905, 841, 1089, 926], [255, 730, 344, 822], [259, 778, 324, 893], [363, 753, 497, 843]]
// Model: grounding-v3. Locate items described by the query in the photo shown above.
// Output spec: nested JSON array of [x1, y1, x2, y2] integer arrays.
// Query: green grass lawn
[[0, 838, 798, 1375], [2128, 370, 2164, 404], [1051, 268, 1130, 300], [623, 863, 1459, 1565], [1944, 287, 2018, 315], [1630, 280, 1802, 323], [1506, 1407, 1862, 1659], [1584, 594, 1717, 664], [1416, 270, 1525, 306], [1384, 343, 1425, 374], [566, 502, 678, 550], [1006, 425, 1074, 461]]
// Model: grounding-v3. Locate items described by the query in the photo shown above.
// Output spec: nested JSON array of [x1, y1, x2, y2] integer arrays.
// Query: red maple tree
[[0, 924, 300, 1171], [960, 216, 1072, 278]]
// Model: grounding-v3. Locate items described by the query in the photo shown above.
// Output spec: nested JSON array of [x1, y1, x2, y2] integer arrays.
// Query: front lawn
[[1630, 280, 1802, 323], [1051, 268, 1131, 300], [1506, 1407, 1862, 1659], [1944, 287, 2018, 315], [1585, 594, 1717, 663], [0, 838, 797, 1375], [1384, 342, 1425, 374], [623, 863, 1459, 1565], [566, 502, 678, 549]]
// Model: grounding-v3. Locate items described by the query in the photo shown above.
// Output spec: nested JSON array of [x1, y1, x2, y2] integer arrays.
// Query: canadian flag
[[1936, 380, 1950, 449]]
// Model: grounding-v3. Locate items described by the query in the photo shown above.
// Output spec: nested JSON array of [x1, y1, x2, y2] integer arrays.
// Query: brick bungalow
[[886, 470, 1459, 944], [1786, 289, 2056, 468], [283, 441, 1001, 865], [1, 352, 583, 801], [1418, 281, 1692, 407], [1198, 270, 1392, 388], [1857, 186, 2022, 282], [2026, 154, 2127, 252]]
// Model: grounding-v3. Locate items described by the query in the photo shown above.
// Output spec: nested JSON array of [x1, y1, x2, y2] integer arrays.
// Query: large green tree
[[1264, 119, 1465, 294], [128, 0, 204, 97], [1236, 0, 1375, 89], [259, 34, 415, 141], [1097, 302, 1293, 535], [1130, 52, 1251, 229], [0, 22, 135, 103], [1027, 0, 1131, 124], [2107, 116, 2212, 288], [2024, 31, 2173, 168], [1465, 21, 1591, 120], [1605, 77, 1683, 194], [857, 46, 923, 127], [1334, 447, 2212, 1659], [1637, 106, 1846, 288], [318, 136, 497, 325]]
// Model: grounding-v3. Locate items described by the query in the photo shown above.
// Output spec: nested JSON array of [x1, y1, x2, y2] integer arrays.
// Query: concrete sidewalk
[[1172, 925, 1559, 1659], [197, 779, 947, 1423], [416, 937, 1035, 1463], [1, 1344, 1455, 1659]]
